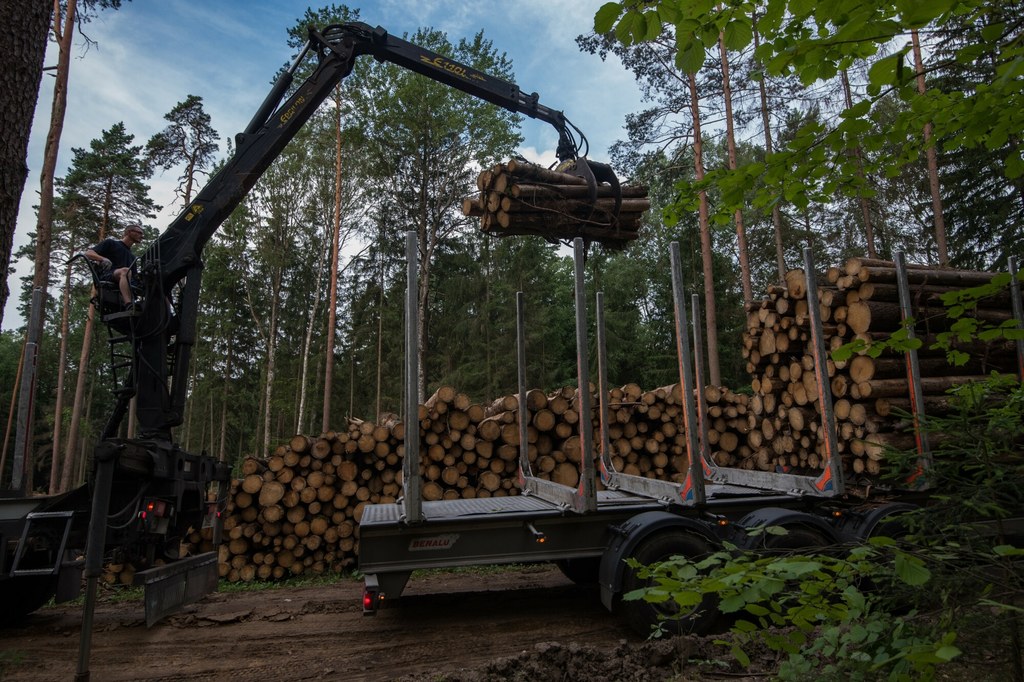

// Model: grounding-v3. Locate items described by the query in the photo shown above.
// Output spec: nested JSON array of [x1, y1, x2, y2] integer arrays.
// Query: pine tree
[[146, 94, 220, 207]]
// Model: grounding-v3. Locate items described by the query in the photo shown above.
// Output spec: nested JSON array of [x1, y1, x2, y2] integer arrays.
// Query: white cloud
[[6, 1, 640, 328]]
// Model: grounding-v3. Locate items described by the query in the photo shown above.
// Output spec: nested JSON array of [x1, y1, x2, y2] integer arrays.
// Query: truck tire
[[760, 525, 831, 552], [619, 530, 717, 637], [0, 576, 57, 627]]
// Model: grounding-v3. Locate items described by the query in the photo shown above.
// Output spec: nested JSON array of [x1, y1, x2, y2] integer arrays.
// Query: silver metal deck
[[360, 489, 656, 527]]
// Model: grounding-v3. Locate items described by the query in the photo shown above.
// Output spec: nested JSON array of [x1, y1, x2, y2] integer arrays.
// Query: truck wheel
[[760, 525, 830, 552], [0, 576, 57, 627], [555, 557, 601, 585], [619, 530, 716, 637]]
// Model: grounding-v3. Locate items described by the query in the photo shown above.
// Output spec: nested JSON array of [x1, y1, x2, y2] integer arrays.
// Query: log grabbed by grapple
[[464, 158, 649, 248]]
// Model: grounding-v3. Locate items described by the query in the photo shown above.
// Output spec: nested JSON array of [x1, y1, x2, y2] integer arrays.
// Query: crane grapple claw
[[560, 157, 622, 218]]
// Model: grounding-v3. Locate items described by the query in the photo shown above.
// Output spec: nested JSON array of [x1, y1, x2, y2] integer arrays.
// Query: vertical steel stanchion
[[516, 291, 531, 478], [12, 287, 43, 492], [595, 292, 613, 484], [669, 242, 706, 504], [402, 231, 422, 522], [1010, 257, 1024, 381], [895, 252, 932, 480], [572, 238, 597, 512], [691, 293, 713, 470], [75, 441, 116, 682], [803, 248, 844, 495]]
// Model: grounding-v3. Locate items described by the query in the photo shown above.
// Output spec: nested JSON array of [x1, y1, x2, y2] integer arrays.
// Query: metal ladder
[[10, 510, 75, 576]]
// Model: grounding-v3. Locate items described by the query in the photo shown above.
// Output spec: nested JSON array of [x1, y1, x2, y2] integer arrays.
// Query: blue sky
[[6, 0, 642, 328]]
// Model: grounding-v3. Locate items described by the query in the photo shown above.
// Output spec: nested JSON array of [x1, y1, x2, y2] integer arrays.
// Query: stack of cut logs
[[734, 257, 1017, 478], [211, 382, 701, 582], [462, 158, 649, 248], [153, 255, 1016, 585]]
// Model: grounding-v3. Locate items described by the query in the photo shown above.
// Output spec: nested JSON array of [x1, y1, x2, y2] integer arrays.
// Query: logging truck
[[2, 21, 1022, 681], [0, 21, 640, 680]]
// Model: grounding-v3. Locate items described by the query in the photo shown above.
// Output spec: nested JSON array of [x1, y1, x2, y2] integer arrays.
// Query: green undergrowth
[[626, 375, 1024, 681]]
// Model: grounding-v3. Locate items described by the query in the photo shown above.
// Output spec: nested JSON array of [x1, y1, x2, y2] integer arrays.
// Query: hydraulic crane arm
[[126, 22, 600, 441]]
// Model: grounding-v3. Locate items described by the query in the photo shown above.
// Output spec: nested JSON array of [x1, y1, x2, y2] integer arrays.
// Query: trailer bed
[[356, 483, 809, 605]]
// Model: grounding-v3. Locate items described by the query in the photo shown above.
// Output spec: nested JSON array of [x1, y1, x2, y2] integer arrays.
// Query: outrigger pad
[[464, 157, 649, 248], [135, 551, 219, 627]]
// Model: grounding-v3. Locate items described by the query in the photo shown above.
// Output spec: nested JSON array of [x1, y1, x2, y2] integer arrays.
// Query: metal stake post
[[75, 441, 117, 682], [803, 248, 844, 495], [571, 238, 597, 512], [691, 293, 713, 469], [1010, 257, 1024, 381], [516, 291, 531, 478], [595, 292, 612, 485], [402, 231, 422, 523], [516, 243, 597, 511], [12, 287, 43, 492], [895, 252, 932, 481], [670, 242, 707, 504]]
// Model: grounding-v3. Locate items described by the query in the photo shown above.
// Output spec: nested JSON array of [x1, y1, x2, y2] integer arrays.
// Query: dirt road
[[0, 565, 660, 681]]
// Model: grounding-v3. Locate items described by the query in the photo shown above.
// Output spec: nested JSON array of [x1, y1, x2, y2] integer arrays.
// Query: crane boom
[[128, 22, 605, 441]]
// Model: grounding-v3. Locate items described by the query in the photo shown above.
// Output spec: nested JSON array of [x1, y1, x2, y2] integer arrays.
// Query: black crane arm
[[127, 22, 593, 441]]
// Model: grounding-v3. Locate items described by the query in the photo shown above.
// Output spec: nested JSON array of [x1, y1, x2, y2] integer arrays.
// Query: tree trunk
[[28, 0, 77, 393], [752, 19, 787, 283], [417, 225, 430, 404], [375, 268, 384, 421], [718, 24, 752, 306], [688, 72, 721, 385], [219, 341, 232, 463], [911, 29, 948, 265], [322, 85, 344, 433], [297, 236, 327, 433], [0, 0, 52, 326], [48, 253, 73, 493], [0, 341, 25, 486], [263, 267, 282, 456], [840, 69, 877, 259], [61, 303, 94, 493]]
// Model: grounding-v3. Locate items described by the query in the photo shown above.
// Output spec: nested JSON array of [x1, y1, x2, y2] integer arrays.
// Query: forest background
[[1, 0, 1021, 493]]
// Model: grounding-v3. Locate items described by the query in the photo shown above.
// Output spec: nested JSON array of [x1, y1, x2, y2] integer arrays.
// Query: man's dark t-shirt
[[92, 238, 137, 279]]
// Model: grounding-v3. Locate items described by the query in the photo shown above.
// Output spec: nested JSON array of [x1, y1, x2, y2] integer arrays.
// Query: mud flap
[[134, 551, 219, 627]]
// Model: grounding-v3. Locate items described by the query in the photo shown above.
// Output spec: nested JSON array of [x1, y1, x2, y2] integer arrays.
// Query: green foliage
[[145, 94, 219, 207], [59, 121, 158, 237], [625, 374, 1024, 679], [624, 534, 966, 680], [593, 0, 1024, 267]]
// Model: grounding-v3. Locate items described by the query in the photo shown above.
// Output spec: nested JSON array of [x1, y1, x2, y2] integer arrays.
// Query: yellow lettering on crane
[[419, 55, 486, 83], [184, 203, 205, 222], [279, 95, 307, 126]]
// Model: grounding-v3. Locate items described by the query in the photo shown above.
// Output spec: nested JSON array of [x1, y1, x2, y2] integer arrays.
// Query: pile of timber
[[135, 256, 1016, 586], [208, 382, 703, 582], [734, 257, 1017, 479], [463, 158, 649, 248]]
